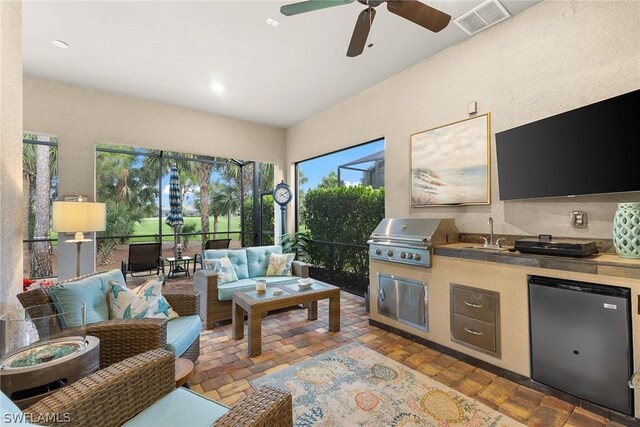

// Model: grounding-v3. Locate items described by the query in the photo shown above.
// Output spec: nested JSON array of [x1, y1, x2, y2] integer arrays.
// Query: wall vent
[[453, 0, 511, 36]]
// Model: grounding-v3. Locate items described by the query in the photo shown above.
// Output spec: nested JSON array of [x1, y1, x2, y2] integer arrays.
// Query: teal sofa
[[193, 245, 309, 329], [17, 269, 201, 367]]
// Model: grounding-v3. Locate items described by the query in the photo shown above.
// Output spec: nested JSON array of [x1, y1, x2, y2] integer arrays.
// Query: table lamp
[[52, 198, 106, 277]]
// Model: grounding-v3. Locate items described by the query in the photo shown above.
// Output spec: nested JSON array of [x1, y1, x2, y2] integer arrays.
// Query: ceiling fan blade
[[281, 0, 355, 16], [347, 7, 376, 57], [386, 0, 451, 32]]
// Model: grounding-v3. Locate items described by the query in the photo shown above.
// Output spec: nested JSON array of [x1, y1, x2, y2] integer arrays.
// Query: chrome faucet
[[481, 217, 505, 249]]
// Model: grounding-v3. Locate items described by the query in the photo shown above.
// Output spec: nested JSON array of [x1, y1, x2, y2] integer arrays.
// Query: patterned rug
[[252, 342, 523, 427]]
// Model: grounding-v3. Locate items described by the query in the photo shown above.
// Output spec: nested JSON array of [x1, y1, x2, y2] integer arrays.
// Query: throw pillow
[[108, 277, 179, 320], [207, 256, 238, 284], [266, 253, 295, 277]]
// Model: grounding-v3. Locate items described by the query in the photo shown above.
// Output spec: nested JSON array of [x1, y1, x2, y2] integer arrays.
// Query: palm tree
[[211, 181, 240, 238], [22, 137, 57, 278]]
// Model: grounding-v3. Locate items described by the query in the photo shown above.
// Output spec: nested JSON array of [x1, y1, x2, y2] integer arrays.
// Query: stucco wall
[[23, 76, 286, 279], [0, 0, 23, 310], [286, 0, 640, 239]]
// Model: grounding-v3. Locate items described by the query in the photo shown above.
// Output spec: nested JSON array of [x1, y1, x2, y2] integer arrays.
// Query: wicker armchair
[[194, 260, 309, 329], [22, 349, 292, 427], [17, 275, 200, 368]]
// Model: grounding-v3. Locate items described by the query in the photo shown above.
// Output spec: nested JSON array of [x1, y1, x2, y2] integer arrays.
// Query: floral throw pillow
[[206, 256, 238, 284], [266, 253, 295, 277], [108, 277, 179, 320]]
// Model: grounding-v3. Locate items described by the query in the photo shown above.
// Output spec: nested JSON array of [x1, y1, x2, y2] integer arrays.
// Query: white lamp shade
[[52, 201, 107, 233]]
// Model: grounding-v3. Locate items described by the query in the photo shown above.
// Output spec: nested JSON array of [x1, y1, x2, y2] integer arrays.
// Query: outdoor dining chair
[[121, 242, 164, 282]]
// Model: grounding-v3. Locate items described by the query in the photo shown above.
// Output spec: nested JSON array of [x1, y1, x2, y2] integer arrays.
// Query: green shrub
[[301, 186, 384, 278]]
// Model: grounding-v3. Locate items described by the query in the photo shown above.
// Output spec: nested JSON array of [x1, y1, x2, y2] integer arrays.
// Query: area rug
[[252, 342, 523, 426]]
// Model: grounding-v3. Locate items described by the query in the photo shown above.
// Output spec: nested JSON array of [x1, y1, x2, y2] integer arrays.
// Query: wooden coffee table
[[232, 280, 341, 357]]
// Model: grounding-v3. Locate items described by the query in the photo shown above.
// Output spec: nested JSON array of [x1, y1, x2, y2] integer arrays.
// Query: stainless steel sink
[[462, 245, 510, 252]]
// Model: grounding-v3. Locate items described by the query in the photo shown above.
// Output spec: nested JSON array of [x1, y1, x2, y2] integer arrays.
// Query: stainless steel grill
[[367, 218, 458, 267]]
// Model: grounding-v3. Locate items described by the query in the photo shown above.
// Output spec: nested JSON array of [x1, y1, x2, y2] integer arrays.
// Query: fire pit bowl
[[0, 302, 87, 368]]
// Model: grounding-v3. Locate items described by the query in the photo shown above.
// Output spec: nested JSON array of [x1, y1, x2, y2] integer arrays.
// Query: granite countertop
[[434, 243, 640, 280]]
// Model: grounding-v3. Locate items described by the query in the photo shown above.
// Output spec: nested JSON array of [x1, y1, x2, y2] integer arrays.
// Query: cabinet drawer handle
[[464, 327, 483, 336], [464, 301, 483, 308]]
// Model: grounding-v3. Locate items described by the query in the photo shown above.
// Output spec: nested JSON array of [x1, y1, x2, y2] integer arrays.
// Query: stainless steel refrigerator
[[529, 275, 633, 415]]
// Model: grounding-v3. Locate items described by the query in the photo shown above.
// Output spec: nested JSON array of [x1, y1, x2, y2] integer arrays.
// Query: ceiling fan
[[280, 0, 452, 57]]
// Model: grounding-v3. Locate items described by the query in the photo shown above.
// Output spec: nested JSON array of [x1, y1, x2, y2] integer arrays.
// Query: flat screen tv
[[495, 89, 640, 201]]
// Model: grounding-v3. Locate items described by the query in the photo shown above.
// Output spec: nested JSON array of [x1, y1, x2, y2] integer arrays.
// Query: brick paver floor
[[157, 275, 628, 426]]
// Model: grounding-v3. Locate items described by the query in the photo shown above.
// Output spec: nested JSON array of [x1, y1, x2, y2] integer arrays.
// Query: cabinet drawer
[[452, 286, 496, 323], [452, 314, 496, 354]]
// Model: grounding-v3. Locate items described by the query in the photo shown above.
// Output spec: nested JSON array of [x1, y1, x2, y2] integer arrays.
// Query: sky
[[298, 139, 384, 191]]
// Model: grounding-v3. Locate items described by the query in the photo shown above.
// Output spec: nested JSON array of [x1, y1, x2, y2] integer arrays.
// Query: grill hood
[[368, 218, 458, 247]]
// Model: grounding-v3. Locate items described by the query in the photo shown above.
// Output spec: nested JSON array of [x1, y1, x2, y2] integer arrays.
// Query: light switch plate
[[571, 211, 587, 228], [468, 101, 478, 115]]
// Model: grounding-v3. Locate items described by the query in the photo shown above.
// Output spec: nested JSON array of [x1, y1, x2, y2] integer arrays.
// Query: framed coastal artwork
[[410, 113, 491, 207]]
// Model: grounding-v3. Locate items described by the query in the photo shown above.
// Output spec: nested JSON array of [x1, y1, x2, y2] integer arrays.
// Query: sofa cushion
[[217, 279, 261, 301], [246, 245, 282, 277], [266, 253, 295, 276], [204, 249, 249, 280], [166, 315, 201, 357], [204, 257, 238, 285], [48, 273, 112, 327], [122, 387, 229, 427], [108, 278, 179, 320]]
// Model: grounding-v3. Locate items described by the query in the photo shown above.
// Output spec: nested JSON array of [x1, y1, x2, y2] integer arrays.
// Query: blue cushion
[[1, 392, 41, 426], [122, 387, 229, 427], [246, 245, 282, 277], [48, 274, 110, 327], [217, 279, 262, 301], [97, 269, 127, 290], [166, 315, 201, 357], [204, 249, 249, 280]]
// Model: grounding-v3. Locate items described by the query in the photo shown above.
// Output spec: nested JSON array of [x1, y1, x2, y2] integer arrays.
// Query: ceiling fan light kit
[[280, 0, 452, 57]]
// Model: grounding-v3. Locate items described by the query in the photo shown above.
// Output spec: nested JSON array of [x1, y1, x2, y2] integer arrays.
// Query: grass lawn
[[49, 216, 242, 245], [133, 216, 241, 242]]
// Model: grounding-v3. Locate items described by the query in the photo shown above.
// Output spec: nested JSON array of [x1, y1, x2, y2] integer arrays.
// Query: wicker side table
[[232, 280, 340, 357]]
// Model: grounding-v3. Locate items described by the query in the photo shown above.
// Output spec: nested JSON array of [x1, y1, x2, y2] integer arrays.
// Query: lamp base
[[65, 238, 93, 278]]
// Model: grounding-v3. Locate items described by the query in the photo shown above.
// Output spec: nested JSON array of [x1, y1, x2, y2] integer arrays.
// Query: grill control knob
[[400, 252, 406, 259], [414, 254, 421, 261], [387, 250, 394, 257], [375, 249, 382, 256], [406, 253, 414, 260]]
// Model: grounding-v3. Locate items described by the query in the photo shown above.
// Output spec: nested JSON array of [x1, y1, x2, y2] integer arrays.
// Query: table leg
[[329, 294, 340, 332], [308, 301, 318, 321], [232, 302, 244, 340], [247, 310, 263, 357]]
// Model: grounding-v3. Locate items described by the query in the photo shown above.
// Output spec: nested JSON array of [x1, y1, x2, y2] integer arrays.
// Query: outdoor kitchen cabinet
[[450, 284, 501, 357]]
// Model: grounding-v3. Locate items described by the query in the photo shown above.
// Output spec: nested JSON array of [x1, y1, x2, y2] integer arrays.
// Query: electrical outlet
[[571, 211, 587, 228]]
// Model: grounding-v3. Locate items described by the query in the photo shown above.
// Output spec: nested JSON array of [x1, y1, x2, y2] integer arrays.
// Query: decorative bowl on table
[[297, 278, 314, 291]]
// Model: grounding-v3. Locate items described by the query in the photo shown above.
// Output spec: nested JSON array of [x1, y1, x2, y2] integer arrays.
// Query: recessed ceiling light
[[210, 81, 225, 95], [266, 17, 280, 27], [51, 40, 69, 49]]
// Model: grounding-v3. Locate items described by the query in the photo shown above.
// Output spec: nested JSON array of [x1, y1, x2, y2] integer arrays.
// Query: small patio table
[[232, 280, 341, 357]]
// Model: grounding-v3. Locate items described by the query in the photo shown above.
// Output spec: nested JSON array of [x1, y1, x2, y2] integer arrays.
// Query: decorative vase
[[613, 202, 640, 259]]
